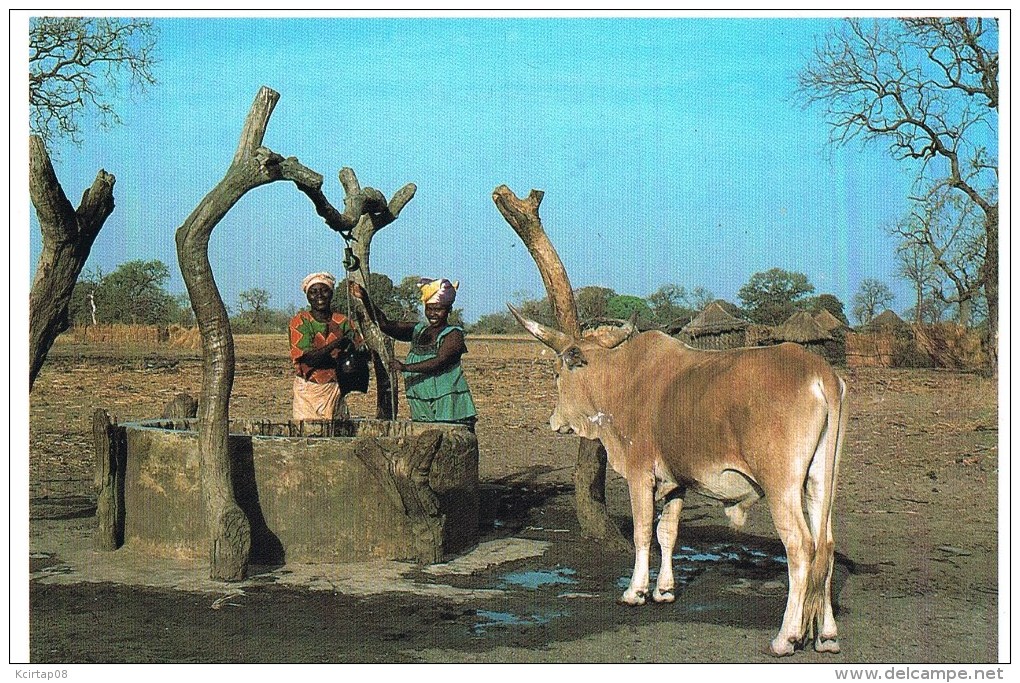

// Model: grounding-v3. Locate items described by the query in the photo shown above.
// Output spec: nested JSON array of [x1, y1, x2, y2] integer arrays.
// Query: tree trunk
[[29, 135, 115, 390], [492, 185, 625, 544], [982, 206, 998, 377], [352, 430, 446, 562], [372, 348, 396, 419], [957, 296, 973, 328], [175, 86, 391, 580]]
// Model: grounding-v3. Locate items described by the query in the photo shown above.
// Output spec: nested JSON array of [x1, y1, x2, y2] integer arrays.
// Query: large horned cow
[[495, 186, 847, 656]]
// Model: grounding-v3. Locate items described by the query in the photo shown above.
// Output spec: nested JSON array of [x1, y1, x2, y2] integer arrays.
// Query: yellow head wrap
[[418, 278, 459, 305]]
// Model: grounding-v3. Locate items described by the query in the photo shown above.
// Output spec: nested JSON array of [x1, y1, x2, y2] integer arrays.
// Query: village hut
[[773, 311, 832, 357], [813, 309, 848, 365], [847, 309, 929, 368], [678, 300, 749, 350], [744, 323, 776, 348], [814, 308, 847, 334], [864, 308, 908, 332]]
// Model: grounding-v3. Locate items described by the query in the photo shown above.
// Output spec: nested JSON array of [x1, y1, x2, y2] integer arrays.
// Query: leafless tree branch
[[29, 17, 158, 148]]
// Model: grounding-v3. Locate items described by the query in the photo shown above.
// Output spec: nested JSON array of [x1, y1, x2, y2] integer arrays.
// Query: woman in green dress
[[349, 277, 477, 430]]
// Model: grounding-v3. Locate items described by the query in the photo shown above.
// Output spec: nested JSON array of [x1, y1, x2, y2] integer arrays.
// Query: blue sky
[[25, 14, 934, 323]]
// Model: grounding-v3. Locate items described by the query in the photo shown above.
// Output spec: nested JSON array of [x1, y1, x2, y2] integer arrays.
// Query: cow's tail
[[803, 374, 847, 639]]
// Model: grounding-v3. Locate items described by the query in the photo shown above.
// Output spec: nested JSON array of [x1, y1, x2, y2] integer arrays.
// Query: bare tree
[[799, 17, 998, 369], [30, 17, 157, 148], [29, 17, 159, 388], [851, 278, 895, 326], [895, 242, 942, 323], [893, 185, 986, 327], [176, 86, 413, 580], [238, 288, 271, 329], [29, 136, 114, 389]]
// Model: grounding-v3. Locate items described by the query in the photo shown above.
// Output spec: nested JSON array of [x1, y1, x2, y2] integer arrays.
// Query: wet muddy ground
[[24, 338, 1001, 663], [28, 491, 830, 664]]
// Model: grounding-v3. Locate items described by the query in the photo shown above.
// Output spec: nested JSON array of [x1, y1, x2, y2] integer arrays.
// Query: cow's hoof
[[617, 590, 647, 606], [815, 637, 841, 654], [652, 588, 675, 603], [768, 637, 796, 657]]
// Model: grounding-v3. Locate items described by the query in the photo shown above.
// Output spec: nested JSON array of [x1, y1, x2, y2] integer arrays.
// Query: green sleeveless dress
[[403, 323, 477, 424]]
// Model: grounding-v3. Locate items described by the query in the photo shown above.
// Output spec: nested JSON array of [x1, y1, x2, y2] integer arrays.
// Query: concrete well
[[110, 418, 479, 565]]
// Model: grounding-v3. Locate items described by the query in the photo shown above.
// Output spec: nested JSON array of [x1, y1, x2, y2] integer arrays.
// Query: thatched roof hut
[[847, 308, 928, 368], [774, 311, 835, 360], [865, 309, 907, 331], [814, 309, 847, 334], [804, 310, 848, 364], [676, 301, 749, 350], [682, 301, 748, 337], [774, 311, 832, 344]]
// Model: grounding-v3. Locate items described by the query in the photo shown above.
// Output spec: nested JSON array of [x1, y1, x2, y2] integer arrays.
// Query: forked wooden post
[[93, 408, 124, 551], [29, 136, 116, 391], [492, 185, 628, 548], [339, 168, 417, 419]]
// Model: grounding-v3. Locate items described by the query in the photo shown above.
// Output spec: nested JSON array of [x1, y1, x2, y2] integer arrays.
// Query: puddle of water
[[676, 543, 787, 566], [472, 610, 567, 635], [37, 564, 75, 576], [499, 567, 578, 589], [615, 543, 787, 590]]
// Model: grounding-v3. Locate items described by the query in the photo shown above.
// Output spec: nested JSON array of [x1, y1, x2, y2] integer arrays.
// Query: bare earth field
[[24, 334, 1001, 664]]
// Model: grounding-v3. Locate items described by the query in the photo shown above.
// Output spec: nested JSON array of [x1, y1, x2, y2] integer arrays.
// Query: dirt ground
[[22, 334, 1001, 664]]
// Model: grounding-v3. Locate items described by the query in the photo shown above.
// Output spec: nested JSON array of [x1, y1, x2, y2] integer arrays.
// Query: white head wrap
[[302, 271, 336, 294]]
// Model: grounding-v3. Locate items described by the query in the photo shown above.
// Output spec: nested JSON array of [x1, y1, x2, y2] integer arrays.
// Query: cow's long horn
[[507, 304, 572, 353]]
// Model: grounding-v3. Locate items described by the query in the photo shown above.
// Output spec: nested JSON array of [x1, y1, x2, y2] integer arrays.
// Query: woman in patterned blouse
[[289, 271, 362, 421]]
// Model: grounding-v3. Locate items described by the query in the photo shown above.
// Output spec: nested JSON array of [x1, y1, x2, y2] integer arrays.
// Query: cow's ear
[[562, 345, 587, 369], [592, 316, 638, 348]]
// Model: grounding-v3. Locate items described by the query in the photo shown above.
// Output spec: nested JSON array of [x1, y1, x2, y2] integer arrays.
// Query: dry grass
[[69, 324, 163, 345]]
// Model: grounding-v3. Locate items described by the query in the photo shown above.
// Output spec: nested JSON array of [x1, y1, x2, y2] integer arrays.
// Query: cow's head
[[508, 304, 637, 438]]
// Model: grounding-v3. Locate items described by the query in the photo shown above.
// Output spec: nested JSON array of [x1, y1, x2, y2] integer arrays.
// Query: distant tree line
[[66, 258, 992, 338], [66, 261, 465, 333], [69, 259, 192, 327], [471, 269, 857, 335]]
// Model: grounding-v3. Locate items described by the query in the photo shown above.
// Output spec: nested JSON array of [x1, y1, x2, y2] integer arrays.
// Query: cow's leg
[[619, 473, 655, 605], [767, 495, 814, 657], [805, 432, 840, 653], [653, 491, 684, 603], [814, 518, 840, 654], [805, 481, 839, 652]]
